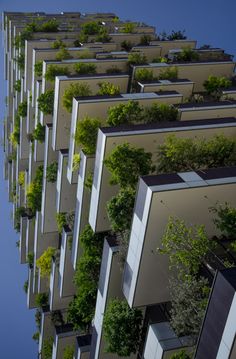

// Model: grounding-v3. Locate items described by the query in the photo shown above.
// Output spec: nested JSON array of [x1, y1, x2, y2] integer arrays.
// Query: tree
[[74, 116, 101, 155], [170, 350, 192, 359], [107, 187, 136, 232], [56, 47, 73, 61], [128, 52, 147, 65], [97, 82, 120, 96], [210, 202, 236, 240], [63, 345, 74, 359], [176, 48, 199, 62], [134, 68, 154, 81], [26, 165, 44, 214], [74, 62, 97, 75], [103, 299, 143, 356], [203, 75, 232, 100], [32, 123, 45, 143], [104, 143, 154, 188], [143, 103, 178, 123], [34, 61, 43, 77], [35, 293, 49, 308], [37, 89, 54, 115], [123, 22, 136, 33], [63, 83, 92, 113], [46, 162, 58, 183], [56, 213, 67, 234], [42, 336, 53, 359], [13, 80, 21, 92], [107, 101, 143, 126], [36, 247, 56, 277], [18, 100, 27, 117], [44, 65, 70, 82], [158, 66, 178, 80]]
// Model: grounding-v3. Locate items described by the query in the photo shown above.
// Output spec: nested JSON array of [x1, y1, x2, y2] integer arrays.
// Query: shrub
[[107, 100, 143, 126], [152, 57, 168, 63], [50, 310, 64, 326], [52, 39, 65, 49], [14, 206, 27, 232], [95, 27, 111, 43], [63, 83, 92, 113], [123, 22, 135, 33], [103, 299, 143, 356], [32, 123, 45, 142], [140, 34, 152, 45], [167, 30, 186, 40], [56, 213, 67, 234], [32, 332, 40, 343], [45, 65, 70, 82], [42, 336, 53, 359], [77, 50, 94, 59], [74, 116, 101, 154], [23, 280, 28, 293], [104, 143, 154, 188], [82, 21, 101, 35], [56, 47, 72, 61], [14, 30, 32, 49], [26, 252, 34, 267], [18, 100, 27, 117], [97, 82, 120, 96], [84, 171, 93, 191], [67, 225, 106, 330], [36, 247, 56, 277], [157, 134, 236, 173], [46, 162, 58, 183], [128, 52, 147, 65], [9, 127, 20, 147], [74, 62, 97, 75], [15, 53, 25, 71], [35, 309, 42, 330], [170, 350, 192, 359], [135, 68, 154, 81], [158, 66, 178, 80], [38, 89, 54, 115], [143, 103, 179, 123], [63, 345, 74, 359], [107, 187, 136, 232], [72, 153, 81, 171], [203, 75, 232, 100], [39, 19, 59, 32], [18, 171, 25, 186], [34, 61, 43, 77], [210, 203, 236, 240], [106, 66, 122, 74], [35, 293, 49, 308], [121, 40, 133, 51], [26, 165, 44, 214], [176, 47, 200, 62], [14, 80, 21, 92]]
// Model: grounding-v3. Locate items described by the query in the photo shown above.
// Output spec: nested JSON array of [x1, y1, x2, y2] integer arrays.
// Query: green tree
[[34, 61, 43, 77], [56, 47, 73, 61], [32, 123, 45, 143], [74, 116, 101, 155], [103, 299, 143, 356], [63, 83, 92, 113], [97, 82, 120, 96], [42, 336, 53, 359], [107, 101, 143, 126], [13, 80, 21, 92], [26, 165, 44, 214], [63, 345, 74, 359], [176, 48, 199, 62], [128, 52, 147, 65], [45, 65, 70, 82], [143, 103, 178, 123], [170, 350, 192, 359], [158, 66, 178, 80], [35, 293, 49, 308], [210, 203, 236, 240], [74, 62, 97, 75], [18, 100, 27, 117], [104, 143, 154, 188], [134, 68, 154, 81], [203, 75, 232, 100], [36, 247, 56, 277], [123, 22, 136, 33], [46, 162, 58, 183], [56, 213, 67, 234], [38, 90, 54, 115]]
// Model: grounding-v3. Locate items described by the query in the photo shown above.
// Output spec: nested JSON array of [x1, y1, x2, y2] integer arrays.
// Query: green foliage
[[97, 82, 120, 96], [42, 336, 53, 359], [106, 66, 122, 74], [143, 103, 179, 123], [107, 100, 143, 126], [210, 203, 236, 239], [128, 52, 147, 65], [45, 64, 70, 82], [203, 75, 232, 100], [67, 225, 106, 330], [123, 22, 135, 33], [104, 143, 154, 188], [50, 310, 64, 326], [157, 134, 236, 173], [32, 123, 45, 143], [84, 171, 93, 191], [95, 27, 111, 43], [170, 350, 192, 359], [23, 280, 28, 294], [63, 83, 92, 113], [158, 66, 178, 80], [176, 48, 200, 62], [121, 40, 133, 51], [77, 50, 94, 59], [14, 80, 21, 92], [56, 47, 73, 61], [18, 100, 27, 117], [135, 68, 154, 81], [26, 252, 34, 267], [35, 309, 42, 330], [36, 247, 56, 277], [52, 39, 66, 49], [18, 171, 25, 186], [74, 62, 97, 75], [26, 165, 44, 214], [159, 217, 213, 278], [32, 332, 40, 343], [82, 21, 101, 35], [14, 30, 33, 49], [72, 153, 81, 171], [63, 345, 74, 359], [56, 213, 67, 234], [167, 30, 186, 40], [103, 299, 143, 356], [39, 19, 59, 32], [46, 162, 58, 183], [75, 116, 101, 154], [9, 127, 20, 147], [14, 206, 27, 232], [38, 89, 54, 115], [107, 187, 136, 232], [152, 56, 168, 63], [139, 34, 152, 45], [35, 293, 49, 308], [34, 61, 43, 77], [170, 275, 209, 337], [15, 53, 25, 70]]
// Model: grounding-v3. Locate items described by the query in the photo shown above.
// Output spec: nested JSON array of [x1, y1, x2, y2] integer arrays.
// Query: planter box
[[20, 215, 28, 264], [59, 227, 75, 297], [27, 267, 36, 309], [52, 324, 79, 359], [139, 79, 194, 100], [89, 117, 236, 233], [123, 167, 236, 308], [39, 308, 55, 357], [75, 335, 92, 359], [19, 116, 29, 160]]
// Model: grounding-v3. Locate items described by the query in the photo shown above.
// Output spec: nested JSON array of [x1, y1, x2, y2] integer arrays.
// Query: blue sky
[[0, 0, 235, 358]]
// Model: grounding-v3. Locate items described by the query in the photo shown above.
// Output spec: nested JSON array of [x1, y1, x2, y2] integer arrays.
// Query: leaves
[[74, 116, 101, 154], [38, 90, 54, 115], [107, 100, 143, 126], [63, 83, 92, 113]]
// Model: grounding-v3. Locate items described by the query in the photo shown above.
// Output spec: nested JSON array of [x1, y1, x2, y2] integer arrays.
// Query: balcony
[[59, 227, 75, 297], [52, 324, 79, 359]]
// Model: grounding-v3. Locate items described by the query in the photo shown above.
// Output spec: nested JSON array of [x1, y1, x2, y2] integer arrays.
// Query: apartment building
[[2, 11, 236, 359]]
